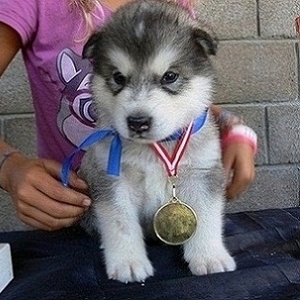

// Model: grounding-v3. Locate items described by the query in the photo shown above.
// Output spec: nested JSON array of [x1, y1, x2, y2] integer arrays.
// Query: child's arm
[[211, 105, 257, 200], [0, 22, 22, 76], [0, 22, 91, 230]]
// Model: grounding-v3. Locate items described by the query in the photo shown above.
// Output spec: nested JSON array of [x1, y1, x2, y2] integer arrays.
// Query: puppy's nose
[[127, 116, 152, 133]]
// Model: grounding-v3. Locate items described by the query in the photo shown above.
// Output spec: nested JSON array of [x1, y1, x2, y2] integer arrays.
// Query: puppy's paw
[[187, 249, 236, 276], [106, 255, 154, 283]]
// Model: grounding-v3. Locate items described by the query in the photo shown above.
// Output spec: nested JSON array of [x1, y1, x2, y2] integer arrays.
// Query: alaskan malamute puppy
[[80, 0, 236, 283]]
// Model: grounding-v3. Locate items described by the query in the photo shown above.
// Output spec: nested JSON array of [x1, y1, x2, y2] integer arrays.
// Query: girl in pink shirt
[[0, 0, 256, 231]]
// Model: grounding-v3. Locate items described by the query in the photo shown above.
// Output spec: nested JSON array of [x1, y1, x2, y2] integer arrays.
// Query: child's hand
[[222, 141, 255, 200], [0, 152, 91, 231]]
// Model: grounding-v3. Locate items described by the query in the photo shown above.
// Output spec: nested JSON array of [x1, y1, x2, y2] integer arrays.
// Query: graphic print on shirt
[[56, 48, 97, 147]]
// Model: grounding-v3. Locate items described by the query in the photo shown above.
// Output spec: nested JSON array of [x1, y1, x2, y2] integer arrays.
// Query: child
[[0, 0, 256, 231]]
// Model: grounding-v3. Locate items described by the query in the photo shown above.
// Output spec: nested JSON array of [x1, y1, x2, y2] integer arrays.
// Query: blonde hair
[[69, 0, 103, 42], [69, 0, 195, 41]]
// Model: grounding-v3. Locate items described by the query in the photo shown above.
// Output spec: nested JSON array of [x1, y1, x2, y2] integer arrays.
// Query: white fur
[[82, 116, 236, 283], [81, 0, 236, 283], [108, 48, 134, 76], [135, 20, 145, 38], [148, 46, 179, 75]]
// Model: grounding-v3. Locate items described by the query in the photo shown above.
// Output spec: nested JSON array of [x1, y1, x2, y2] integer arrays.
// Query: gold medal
[[153, 197, 197, 246], [150, 122, 202, 245]]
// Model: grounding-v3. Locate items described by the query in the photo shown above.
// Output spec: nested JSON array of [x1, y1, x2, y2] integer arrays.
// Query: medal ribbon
[[151, 122, 194, 177], [61, 110, 208, 186]]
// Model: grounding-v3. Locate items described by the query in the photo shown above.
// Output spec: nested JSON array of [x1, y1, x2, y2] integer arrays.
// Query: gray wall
[[195, 0, 300, 212], [0, 0, 300, 230]]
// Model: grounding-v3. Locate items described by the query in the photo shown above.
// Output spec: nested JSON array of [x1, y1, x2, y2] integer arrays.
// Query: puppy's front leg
[[92, 178, 154, 283], [183, 195, 236, 275]]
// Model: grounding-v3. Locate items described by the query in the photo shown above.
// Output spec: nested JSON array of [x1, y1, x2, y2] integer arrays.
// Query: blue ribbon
[[61, 130, 121, 186], [61, 109, 208, 186], [163, 108, 208, 141]]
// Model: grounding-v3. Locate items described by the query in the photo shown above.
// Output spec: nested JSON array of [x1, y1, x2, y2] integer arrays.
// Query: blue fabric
[[1, 208, 300, 300], [61, 130, 122, 184]]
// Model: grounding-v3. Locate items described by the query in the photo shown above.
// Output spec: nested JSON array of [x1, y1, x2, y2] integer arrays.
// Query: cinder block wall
[[0, 0, 299, 230], [195, 0, 300, 212]]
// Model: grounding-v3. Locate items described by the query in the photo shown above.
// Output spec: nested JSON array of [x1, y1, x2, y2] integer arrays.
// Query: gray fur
[[80, 0, 235, 283]]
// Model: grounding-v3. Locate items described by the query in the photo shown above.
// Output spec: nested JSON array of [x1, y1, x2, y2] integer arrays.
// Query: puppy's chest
[[123, 139, 218, 172], [122, 141, 216, 209]]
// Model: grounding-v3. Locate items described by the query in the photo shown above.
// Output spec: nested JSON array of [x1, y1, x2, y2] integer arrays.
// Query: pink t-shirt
[[0, 0, 112, 164], [0, 0, 194, 165]]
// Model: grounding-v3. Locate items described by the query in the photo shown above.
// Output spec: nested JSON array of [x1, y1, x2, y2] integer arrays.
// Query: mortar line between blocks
[[256, 0, 261, 37], [295, 42, 300, 97]]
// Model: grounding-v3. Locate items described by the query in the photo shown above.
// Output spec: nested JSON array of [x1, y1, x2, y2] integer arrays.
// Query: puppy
[[80, 0, 236, 283]]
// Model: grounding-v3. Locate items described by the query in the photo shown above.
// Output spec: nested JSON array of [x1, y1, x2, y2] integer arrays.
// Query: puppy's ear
[[82, 32, 102, 59], [193, 28, 218, 56]]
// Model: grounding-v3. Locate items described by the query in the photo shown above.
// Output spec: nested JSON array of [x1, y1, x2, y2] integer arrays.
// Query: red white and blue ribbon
[[151, 122, 194, 177]]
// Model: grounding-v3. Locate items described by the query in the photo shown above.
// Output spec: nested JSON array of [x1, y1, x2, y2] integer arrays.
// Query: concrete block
[[227, 164, 299, 213], [195, 0, 258, 40], [212, 40, 298, 104], [3, 116, 37, 157], [259, 0, 300, 38], [0, 52, 33, 114], [267, 102, 300, 164]]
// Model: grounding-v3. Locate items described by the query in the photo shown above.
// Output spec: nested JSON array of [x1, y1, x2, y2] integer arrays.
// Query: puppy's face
[[84, 0, 217, 143]]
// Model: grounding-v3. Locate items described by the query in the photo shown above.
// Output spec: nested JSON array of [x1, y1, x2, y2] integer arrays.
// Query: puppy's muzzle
[[127, 116, 152, 134]]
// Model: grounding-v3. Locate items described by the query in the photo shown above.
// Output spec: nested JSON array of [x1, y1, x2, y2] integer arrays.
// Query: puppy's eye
[[161, 71, 179, 84], [113, 72, 126, 85]]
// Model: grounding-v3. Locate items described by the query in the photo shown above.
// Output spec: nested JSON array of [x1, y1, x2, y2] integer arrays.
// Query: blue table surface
[[1, 208, 300, 300]]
